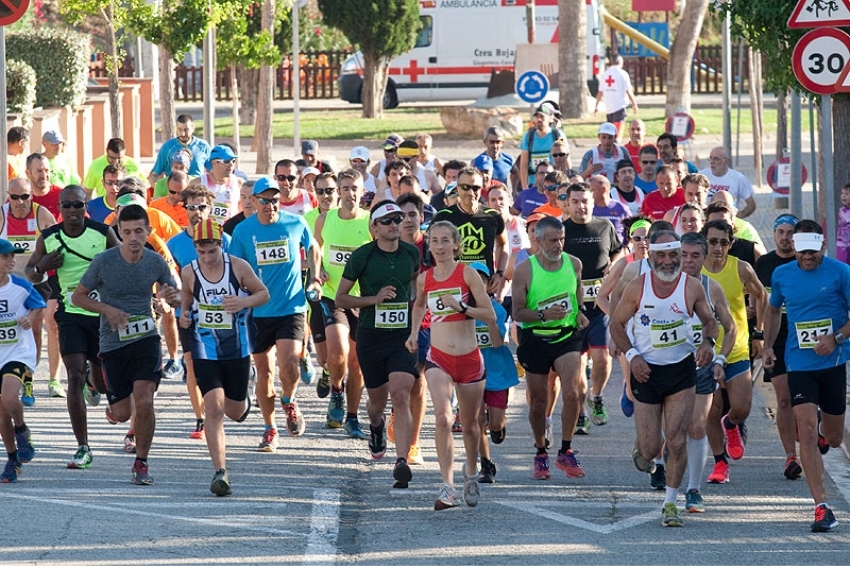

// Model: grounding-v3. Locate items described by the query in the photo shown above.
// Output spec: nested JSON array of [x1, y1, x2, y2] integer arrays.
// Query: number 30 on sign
[[792, 27, 850, 95]]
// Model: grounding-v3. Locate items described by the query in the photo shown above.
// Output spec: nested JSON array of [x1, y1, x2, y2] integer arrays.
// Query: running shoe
[[556, 449, 586, 478], [544, 420, 553, 448], [408, 444, 424, 465], [784, 455, 803, 480], [661, 502, 684, 527], [532, 453, 551, 480], [282, 400, 306, 437], [210, 469, 232, 496], [818, 431, 830, 455], [685, 489, 705, 513], [707, 460, 730, 484], [258, 428, 279, 452], [452, 409, 462, 433], [131, 460, 154, 485], [632, 446, 656, 474], [189, 420, 205, 440], [1, 458, 20, 483], [462, 468, 480, 507], [299, 357, 315, 385], [721, 415, 745, 460], [67, 446, 93, 469], [478, 458, 497, 484], [124, 432, 136, 453], [434, 482, 460, 510], [620, 382, 633, 418], [316, 368, 331, 398], [574, 415, 591, 435], [327, 390, 345, 428], [387, 411, 396, 443], [21, 381, 34, 407], [14, 427, 34, 463], [48, 380, 66, 398], [369, 418, 387, 459], [812, 504, 839, 533], [392, 459, 412, 489], [589, 396, 608, 426], [490, 426, 506, 444], [343, 415, 368, 440], [105, 405, 119, 425], [162, 359, 181, 380], [650, 463, 666, 490], [83, 384, 101, 407]]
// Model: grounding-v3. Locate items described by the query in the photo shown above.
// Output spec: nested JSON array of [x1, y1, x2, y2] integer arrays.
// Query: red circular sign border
[[792, 27, 850, 95]]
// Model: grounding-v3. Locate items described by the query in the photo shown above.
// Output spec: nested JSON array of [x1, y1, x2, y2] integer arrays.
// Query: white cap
[[598, 122, 617, 136], [370, 202, 404, 222], [301, 166, 320, 179], [350, 146, 370, 161], [792, 232, 824, 252]]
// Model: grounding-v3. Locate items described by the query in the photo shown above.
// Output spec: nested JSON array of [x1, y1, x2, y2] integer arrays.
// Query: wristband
[[751, 329, 764, 340], [312, 278, 322, 285], [713, 354, 727, 367], [625, 348, 640, 363], [458, 301, 469, 314], [495, 269, 505, 277]]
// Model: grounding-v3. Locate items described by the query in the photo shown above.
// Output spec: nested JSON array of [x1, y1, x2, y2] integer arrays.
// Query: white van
[[338, 0, 604, 108]]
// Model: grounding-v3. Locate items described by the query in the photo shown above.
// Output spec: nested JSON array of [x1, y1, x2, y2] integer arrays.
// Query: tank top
[[201, 173, 240, 224], [612, 187, 644, 216], [320, 209, 372, 297], [376, 158, 388, 181], [43, 220, 110, 316], [421, 156, 437, 172], [1, 202, 44, 276], [279, 189, 314, 216], [424, 262, 471, 324], [414, 167, 428, 193], [592, 146, 629, 183], [702, 255, 749, 362], [691, 273, 716, 347], [189, 253, 253, 360], [628, 272, 694, 365], [522, 253, 580, 331]]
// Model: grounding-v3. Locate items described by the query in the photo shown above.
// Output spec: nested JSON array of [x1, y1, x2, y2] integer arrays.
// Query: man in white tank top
[[189, 145, 242, 224], [610, 230, 718, 528]]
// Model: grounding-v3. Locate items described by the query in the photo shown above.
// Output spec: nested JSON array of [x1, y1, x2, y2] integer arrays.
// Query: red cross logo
[[403, 60, 426, 84], [605, 74, 616, 87]]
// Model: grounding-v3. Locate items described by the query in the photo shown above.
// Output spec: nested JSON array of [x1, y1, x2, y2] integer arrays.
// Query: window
[[415, 16, 433, 48]]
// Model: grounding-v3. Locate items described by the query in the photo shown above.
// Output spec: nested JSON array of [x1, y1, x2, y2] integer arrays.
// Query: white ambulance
[[338, 0, 604, 108]]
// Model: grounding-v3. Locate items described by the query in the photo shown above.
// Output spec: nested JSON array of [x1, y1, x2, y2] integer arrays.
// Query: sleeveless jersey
[[187, 254, 254, 360], [424, 262, 471, 323], [592, 146, 630, 183], [611, 187, 644, 216], [1, 202, 46, 276], [702, 255, 749, 363], [691, 273, 716, 346], [279, 189, 315, 216], [200, 173, 239, 224], [414, 167, 428, 193], [522, 253, 580, 332], [628, 272, 694, 365], [321, 209, 372, 298]]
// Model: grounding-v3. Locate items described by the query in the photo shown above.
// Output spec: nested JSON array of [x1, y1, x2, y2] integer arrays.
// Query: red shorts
[[484, 389, 509, 410], [425, 346, 485, 385]]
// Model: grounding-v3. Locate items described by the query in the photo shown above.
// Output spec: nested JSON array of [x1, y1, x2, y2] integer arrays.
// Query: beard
[[540, 248, 562, 262], [650, 260, 681, 283]]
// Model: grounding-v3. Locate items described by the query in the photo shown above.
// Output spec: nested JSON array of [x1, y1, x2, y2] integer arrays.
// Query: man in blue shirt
[[476, 126, 517, 189], [148, 114, 212, 186], [763, 220, 850, 533]]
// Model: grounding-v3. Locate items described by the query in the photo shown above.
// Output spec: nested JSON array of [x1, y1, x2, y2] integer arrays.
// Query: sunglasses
[[275, 174, 297, 182], [641, 160, 657, 165], [185, 204, 209, 212], [458, 184, 482, 192], [9, 194, 31, 200], [631, 235, 646, 242], [350, 159, 367, 164], [168, 189, 180, 195], [104, 179, 122, 186], [60, 201, 86, 209], [708, 238, 731, 247], [552, 152, 568, 158], [543, 184, 559, 192], [213, 158, 236, 165], [256, 197, 279, 206], [486, 140, 504, 145], [556, 194, 568, 201], [375, 216, 403, 225], [315, 188, 337, 196]]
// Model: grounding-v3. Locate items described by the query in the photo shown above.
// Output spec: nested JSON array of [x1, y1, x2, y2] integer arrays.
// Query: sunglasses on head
[[315, 188, 337, 196], [375, 216, 403, 225], [185, 204, 208, 212], [256, 197, 279, 206], [708, 238, 731, 247], [60, 201, 86, 209], [275, 174, 297, 182], [9, 194, 31, 200], [458, 184, 482, 192]]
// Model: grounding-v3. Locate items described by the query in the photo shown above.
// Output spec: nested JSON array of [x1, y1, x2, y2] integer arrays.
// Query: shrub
[[6, 59, 36, 125], [6, 27, 90, 108]]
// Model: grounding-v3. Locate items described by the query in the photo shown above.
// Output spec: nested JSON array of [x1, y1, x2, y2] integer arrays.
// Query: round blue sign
[[515, 70, 549, 104]]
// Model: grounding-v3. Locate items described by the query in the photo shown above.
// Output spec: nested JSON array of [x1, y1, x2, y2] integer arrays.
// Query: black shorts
[[48, 273, 61, 300], [581, 311, 609, 350], [501, 296, 513, 322], [631, 354, 697, 405], [0, 361, 32, 390], [193, 357, 250, 400], [764, 332, 788, 382], [788, 365, 847, 416], [308, 298, 327, 343], [55, 309, 101, 362], [309, 297, 358, 344], [356, 329, 418, 389], [100, 335, 163, 404], [607, 108, 627, 124], [178, 324, 194, 355], [34, 279, 52, 301], [253, 314, 306, 354], [517, 326, 582, 375]]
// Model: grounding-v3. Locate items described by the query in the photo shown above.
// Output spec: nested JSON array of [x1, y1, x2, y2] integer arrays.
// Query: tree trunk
[[106, 4, 122, 138], [254, 0, 275, 174], [831, 95, 850, 224], [230, 65, 241, 155], [236, 65, 259, 126], [158, 46, 176, 143], [747, 49, 763, 186], [775, 89, 788, 161], [558, 0, 586, 119], [361, 51, 387, 119], [665, 0, 710, 117]]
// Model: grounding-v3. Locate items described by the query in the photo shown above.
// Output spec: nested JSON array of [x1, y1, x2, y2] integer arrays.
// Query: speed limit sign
[[792, 27, 850, 95]]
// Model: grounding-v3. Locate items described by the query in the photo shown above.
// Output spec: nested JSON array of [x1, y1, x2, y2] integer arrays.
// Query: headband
[[774, 214, 799, 231], [629, 219, 652, 236], [649, 241, 682, 251]]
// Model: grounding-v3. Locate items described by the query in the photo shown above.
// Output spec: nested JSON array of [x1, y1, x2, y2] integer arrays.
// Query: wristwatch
[[537, 310, 545, 320], [751, 329, 764, 340], [836, 332, 846, 345], [32, 264, 40, 274]]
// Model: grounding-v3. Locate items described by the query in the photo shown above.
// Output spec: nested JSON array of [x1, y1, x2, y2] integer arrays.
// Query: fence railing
[[622, 44, 751, 95]]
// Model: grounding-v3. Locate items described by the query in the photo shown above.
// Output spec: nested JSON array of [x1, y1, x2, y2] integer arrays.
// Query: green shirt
[[84, 155, 142, 198], [320, 209, 372, 298], [522, 252, 580, 331], [47, 154, 81, 188]]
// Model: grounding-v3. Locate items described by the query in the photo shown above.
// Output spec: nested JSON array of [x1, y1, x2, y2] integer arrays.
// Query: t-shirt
[[839, 206, 850, 264], [520, 129, 562, 184], [756, 251, 795, 347], [562, 217, 622, 316], [149, 197, 189, 228], [0, 275, 47, 370], [625, 142, 649, 174], [700, 167, 754, 209], [476, 151, 515, 185], [86, 197, 115, 224], [103, 208, 182, 243], [533, 202, 563, 218], [610, 186, 645, 216], [475, 299, 520, 392], [84, 155, 143, 198], [32, 186, 62, 220], [47, 154, 81, 188], [513, 187, 548, 219], [770, 256, 850, 371], [634, 176, 657, 194], [641, 189, 685, 220], [79, 247, 176, 353], [152, 137, 212, 177], [598, 66, 632, 113], [593, 201, 630, 243], [342, 240, 420, 333], [431, 204, 506, 275], [228, 211, 313, 318], [152, 174, 198, 199], [579, 145, 631, 184], [733, 217, 763, 247]]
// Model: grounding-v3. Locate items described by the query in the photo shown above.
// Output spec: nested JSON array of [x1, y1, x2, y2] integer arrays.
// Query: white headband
[[649, 241, 682, 251], [792, 232, 824, 252]]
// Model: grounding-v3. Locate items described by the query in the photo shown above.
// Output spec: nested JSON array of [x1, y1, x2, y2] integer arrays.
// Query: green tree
[[317, 0, 420, 118]]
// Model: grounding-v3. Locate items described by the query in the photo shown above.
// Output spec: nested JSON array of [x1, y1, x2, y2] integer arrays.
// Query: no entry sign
[[0, 0, 29, 26]]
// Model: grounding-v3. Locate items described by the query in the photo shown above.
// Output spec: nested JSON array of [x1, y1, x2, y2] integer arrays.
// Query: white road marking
[[824, 447, 850, 506], [304, 488, 340, 563], [495, 500, 658, 534]]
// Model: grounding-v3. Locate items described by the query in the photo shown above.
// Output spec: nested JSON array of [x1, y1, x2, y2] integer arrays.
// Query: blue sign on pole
[[515, 70, 549, 104]]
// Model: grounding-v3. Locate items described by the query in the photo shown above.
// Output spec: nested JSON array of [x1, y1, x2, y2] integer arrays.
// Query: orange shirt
[[149, 197, 189, 228], [104, 207, 182, 241], [532, 202, 563, 218]]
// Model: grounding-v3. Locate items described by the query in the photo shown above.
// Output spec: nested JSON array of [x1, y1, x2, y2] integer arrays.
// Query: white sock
[[654, 457, 664, 465], [664, 486, 678, 504], [686, 436, 708, 492]]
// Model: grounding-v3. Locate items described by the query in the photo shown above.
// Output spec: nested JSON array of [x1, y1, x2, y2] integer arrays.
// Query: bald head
[[8, 177, 30, 193], [710, 189, 735, 209]]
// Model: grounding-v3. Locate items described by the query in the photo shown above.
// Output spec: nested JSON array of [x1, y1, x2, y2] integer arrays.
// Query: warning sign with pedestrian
[[788, 0, 850, 28]]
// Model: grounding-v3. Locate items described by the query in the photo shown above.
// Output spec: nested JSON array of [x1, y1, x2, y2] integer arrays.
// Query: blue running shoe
[[621, 381, 634, 417], [1, 458, 20, 483], [21, 381, 34, 407], [15, 427, 34, 464], [327, 389, 345, 428], [300, 357, 316, 385]]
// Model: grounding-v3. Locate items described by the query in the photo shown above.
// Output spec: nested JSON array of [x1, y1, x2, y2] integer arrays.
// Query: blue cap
[[252, 176, 279, 195], [472, 154, 494, 172], [205, 145, 237, 170], [0, 239, 25, 255], [469, 261, 490, 277]]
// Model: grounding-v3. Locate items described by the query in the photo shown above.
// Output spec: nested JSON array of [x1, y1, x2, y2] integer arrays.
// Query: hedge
[[6, 59, 36, 125], [6, 28, 90, 108]]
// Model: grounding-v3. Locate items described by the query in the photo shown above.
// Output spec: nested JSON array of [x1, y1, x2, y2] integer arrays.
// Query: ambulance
[[338, 0, 604, 108]]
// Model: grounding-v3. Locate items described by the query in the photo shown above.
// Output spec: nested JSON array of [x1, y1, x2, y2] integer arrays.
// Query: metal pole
[[822, 94, 836, 258], [790, 91, 802, 218], [293, 0, 301, 156], [809, 97, 818, 218], [526, 0, 536, 44], [721, 11, 732, 152], [203, 26, 216, 146], [0, 27, 7, 204]]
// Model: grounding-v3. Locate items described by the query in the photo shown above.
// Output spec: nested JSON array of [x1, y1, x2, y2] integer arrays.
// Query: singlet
[[691, 274, 716, 347], [188, 254, 254, 360], [414, 167, 429, 194], [200, 173, 240, 224], [320, 209, 372, 298], [522, 253, 580, 334], [1, 202, 47, 276], [424, 262, 471, 324], [420, 156, 438, 172], [279, 189, 315, 216], [611, 186, 644, 216], [591, 146, 630, 183], [628, 272, 694, 365], [702, 255, 749, 363]]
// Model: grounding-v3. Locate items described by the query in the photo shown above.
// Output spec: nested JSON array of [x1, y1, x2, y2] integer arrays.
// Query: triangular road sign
[[788, 0, 850, 28], [834, 62, 850, 92]]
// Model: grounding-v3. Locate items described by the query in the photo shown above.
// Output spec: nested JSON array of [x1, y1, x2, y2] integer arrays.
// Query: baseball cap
[[792, 232, 823, 252], [350, 146, 370, 161], [444, 182, 458, 197], [115, 193, 147, 209], [301, 166, 320, 179], [598, 123, 618, 136], [382, 134, 404, 151], [370, 202, 404, 222], [209, 144, 237, 162], [525, 212, 548, 225], [616, 158, 635, 172], [194, 219, 223, 242], [42, 130, 66, 144], [172, 150, 192, 164], [469, 262, 490, 278], [0, 238, 25, 255], [397, 140, 419, 158], [252, 176, 279, 195], [472, 154, 494, 172], [301, 140, 319, 155]]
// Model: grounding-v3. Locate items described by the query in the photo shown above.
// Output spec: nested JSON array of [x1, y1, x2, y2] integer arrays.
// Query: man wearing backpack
[[579, 123, 631, 184], [519, 102, 565, 190]]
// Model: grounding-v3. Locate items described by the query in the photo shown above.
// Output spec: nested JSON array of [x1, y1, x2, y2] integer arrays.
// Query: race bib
[[536, 291, 573, 317], [8, 234, 36, 253], [118, 315, 156, 341], [375, 302, 408, 329], [0, 320, 19, 345], [210, 201, 230, 222], [328, 244, 357, 267], [428, 288, 462, 317], [476, 326, 493, 349], [198, 304, 233, 330], [795, 318, 832, 349], [692, 323, 703, 346], [650, 320, 686, 349], [255, 239, 290, 266], [582, 278, 603, 304], [67, 286, 100, 307]]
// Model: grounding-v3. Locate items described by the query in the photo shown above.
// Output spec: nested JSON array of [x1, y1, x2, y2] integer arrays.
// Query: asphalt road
[[2, 348, 849, 565]]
